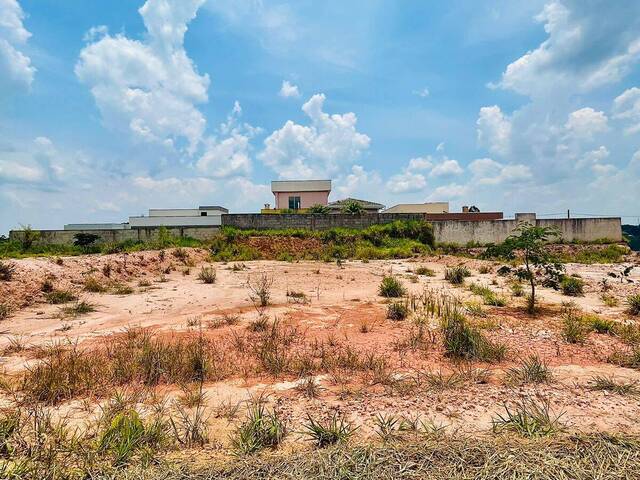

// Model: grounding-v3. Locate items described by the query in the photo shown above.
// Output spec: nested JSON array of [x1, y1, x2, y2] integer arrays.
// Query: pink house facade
[[271, 180, 331, 210]]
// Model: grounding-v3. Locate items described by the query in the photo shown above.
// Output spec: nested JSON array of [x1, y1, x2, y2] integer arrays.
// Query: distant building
[[327, 198, 385, 214], [383, 202, 449, 214], [129, 206, 228, 228], [64, 205, 228, 230], [64, 223, 129, 231], [271, 180, 331, 210]]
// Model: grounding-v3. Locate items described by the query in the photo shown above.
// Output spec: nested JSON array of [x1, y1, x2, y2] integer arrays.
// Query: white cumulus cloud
[[75, 0, 209, 154], [612, 87, 640, 135], [564, 107, 608, 140], [259, 93, 371, 179], [477, 105, 511, 157], [430, 158, 463, 177], [279, 80, 300, 98], [494, 1, 640, 97], [196, 101, 260, 178], [0, 0, 36, 90]]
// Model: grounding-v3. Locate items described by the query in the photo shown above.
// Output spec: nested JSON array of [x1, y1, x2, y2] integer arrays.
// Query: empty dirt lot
[[2, 248, 640, 447]]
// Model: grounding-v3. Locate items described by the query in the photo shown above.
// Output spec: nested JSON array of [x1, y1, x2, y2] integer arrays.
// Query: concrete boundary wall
[[221, 213, 621, 244], [8, 226, 221, 245], [9, 215, 622, 246]]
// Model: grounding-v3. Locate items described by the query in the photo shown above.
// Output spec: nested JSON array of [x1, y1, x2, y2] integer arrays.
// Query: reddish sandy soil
[[1, 249, 640, 444]]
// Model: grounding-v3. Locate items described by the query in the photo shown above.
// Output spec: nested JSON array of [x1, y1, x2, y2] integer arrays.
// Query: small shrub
[[440, 310, 506, 362], [46, 289, 77, 304], [198, 266, 217, 284], [561, 311, 588, 344], [492, 396, 564, 437], [111, 283, 134, 295], [560, 276, 584, 296], [627, 294, 640, 316], [102, 263, 112, 277], [247, 274, 274, 307], [0, 304, 10, 320], [587, 314, 616, 335], [0, 261, 16, 281], [378, 276, 406, 298], [247, 315, 270, 332], [98, 409, 168, 466], [608, 348, 640, 369], [478, 265, 492, 274], [302, 413, 356, 448], [600, 294, 618, 307], [296, 376, 323, 398], [444, 266, 470, 285], [386, 302, 409, 321], [469, 283, 507, 307], [61, 300, 96, 317], [465, 301, 486, 317], [41, 278, 54, 293], [497, 265, 511, 276], [414, 266, 435, 276], [506, 355, 552, 384], [232, 401, 286, 455], [511, 282, 524, 297], [587, 375, 638, 395], [84, 276, 106, 293]]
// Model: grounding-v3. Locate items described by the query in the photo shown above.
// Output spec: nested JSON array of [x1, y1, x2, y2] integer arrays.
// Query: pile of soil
[[239, 236, 325, 258], [0, 247, 211, 310]]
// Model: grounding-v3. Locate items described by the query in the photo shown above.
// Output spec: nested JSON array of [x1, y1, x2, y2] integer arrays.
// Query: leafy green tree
[[73, 233, 100, 248], [307, 204, 330, 214], [500, 223, 562, 314], [19, 224, 40, 251], [341, 200, 364, 215]]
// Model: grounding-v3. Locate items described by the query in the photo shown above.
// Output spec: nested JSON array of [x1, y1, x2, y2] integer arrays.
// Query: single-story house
[[383, 202, 449, 214], [327, 198, 385, 214]]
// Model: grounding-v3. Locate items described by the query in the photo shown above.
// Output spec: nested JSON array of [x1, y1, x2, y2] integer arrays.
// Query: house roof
[[327, 197, 385, 210], [271, 179, 331, 193], [199, 205, 229, 213]]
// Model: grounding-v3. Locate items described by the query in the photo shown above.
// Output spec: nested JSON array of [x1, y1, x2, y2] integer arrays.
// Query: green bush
[[98, 409, 168, 466], [628, 294, 640, 316], [444, 266, 471, 285], [0, 261, 16, 281], [46, 289, 77, 304], [560, 276, 584, 296], [232, 402, 286, 454], [414, 266, 435, 276], [440, 310, 506, 362], [561, 311, 588, 343], [302, 413, 356, 448], [469, 283, 507, 306], [307, 204, 330, 214], [386, 302, 409, 321], [378, 276, 406, 298]]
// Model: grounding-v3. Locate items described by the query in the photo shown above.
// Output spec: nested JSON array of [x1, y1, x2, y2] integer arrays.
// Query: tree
[[73, 233, 100, 248], [307, 204, 330, 214], [500, 223, 562, 314], [19, 224, 40, 251], [341, 200, 364, 215]]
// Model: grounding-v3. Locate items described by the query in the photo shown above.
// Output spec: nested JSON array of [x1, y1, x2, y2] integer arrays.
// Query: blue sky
[[1, 0, 640, 233]]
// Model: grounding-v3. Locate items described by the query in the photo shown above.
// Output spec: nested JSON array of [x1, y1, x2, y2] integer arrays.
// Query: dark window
[[200, 212, 207, 216], [288, 196, 301, 210]]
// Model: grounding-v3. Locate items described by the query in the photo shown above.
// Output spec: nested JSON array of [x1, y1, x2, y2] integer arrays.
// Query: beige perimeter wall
[[9, 216, 622, 246]]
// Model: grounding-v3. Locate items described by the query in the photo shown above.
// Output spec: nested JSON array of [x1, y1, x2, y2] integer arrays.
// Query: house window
[[288, 196, 301, 210], [200, 212, 207, 216]]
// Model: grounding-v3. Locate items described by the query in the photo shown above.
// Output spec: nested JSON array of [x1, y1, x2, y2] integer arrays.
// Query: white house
[[128, 205, 228, 228], [64, 205, 228, 230]]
